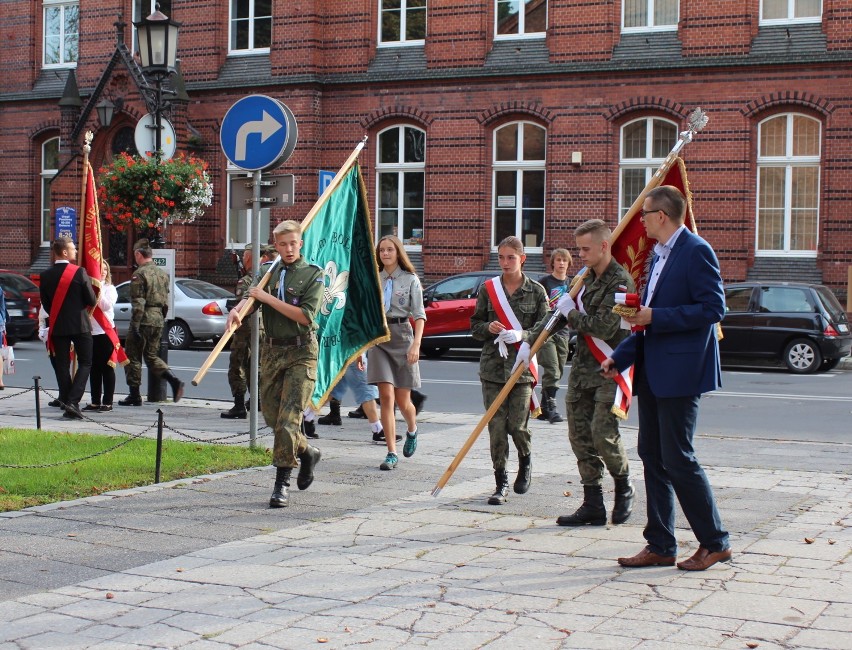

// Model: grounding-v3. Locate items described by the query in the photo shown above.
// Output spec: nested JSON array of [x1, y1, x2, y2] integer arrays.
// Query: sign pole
[[248, 170, 262, 447]]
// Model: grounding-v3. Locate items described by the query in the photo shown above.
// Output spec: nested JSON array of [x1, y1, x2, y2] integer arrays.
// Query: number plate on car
[[8, 309, 23, 317], [838, 323, 849, 333]]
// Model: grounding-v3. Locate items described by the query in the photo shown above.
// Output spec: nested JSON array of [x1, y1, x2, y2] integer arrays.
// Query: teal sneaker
[[380, 452, 398, 471], [403, 430, 418, 458]]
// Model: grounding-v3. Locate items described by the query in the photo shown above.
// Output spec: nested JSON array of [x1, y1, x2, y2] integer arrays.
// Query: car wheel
[[422, 347, 448, 358], [820, 357, 841, 371], [783, 338, 822, 374], [167, 320, 193, 350]]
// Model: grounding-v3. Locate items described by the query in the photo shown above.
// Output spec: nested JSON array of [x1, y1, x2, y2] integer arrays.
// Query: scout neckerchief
[[483, 276, 541, 413], [576, 284, 634, 420], [46, 263, 78, 356]]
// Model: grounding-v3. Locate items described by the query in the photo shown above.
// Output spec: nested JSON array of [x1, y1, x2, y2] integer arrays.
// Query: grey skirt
[[367, 321, 422, 389]]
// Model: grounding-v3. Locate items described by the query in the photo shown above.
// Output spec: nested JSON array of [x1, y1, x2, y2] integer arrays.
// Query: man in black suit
[[40, 236, 97, 419]]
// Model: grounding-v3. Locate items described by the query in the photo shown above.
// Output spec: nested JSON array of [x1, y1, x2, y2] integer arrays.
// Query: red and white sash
[[576, 286, 634, 420], [483, 277, 541, 413], [46, 264, 78, 357]]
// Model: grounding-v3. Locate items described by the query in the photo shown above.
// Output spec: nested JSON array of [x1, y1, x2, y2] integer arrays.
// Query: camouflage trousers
[[227, 334, 251, 398], [123, 325, 169, 387], [538, 334, 571, 389], [481, 379, 533, 471], [565, 384, 630, 485], [260, 340, 317, 468]]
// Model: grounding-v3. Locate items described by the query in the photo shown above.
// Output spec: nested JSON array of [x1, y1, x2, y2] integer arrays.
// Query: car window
[[116, 282, 131, 303], [813, 286, 846, 321], [177, 279, 233, 299], [759, 287, 814, 314], [0, 273, 37, 293], [431, 276, 481, 301], [724, 287, 753, 313]]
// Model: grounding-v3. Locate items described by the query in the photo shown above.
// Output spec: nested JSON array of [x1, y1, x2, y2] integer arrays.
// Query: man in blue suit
[[602, 185, 732, 571]]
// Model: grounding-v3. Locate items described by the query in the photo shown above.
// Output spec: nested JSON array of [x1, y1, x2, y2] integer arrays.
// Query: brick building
[[1, 1, 851, 300]]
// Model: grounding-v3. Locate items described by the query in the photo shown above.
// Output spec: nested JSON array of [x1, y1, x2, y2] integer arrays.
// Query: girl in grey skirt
[[368, 235, 427, 470]]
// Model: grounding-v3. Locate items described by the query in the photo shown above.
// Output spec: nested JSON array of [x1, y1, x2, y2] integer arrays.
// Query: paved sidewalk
[[1, 388, 850, 649]]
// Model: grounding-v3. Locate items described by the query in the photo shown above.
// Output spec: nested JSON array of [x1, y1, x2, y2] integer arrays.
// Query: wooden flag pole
[[191, 136, 369, 387], [431, 108, 710, 497]]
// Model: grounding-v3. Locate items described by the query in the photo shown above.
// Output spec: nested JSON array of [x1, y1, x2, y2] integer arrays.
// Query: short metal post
[[155, 408, 164, 483], [33, 375, 42, 431]]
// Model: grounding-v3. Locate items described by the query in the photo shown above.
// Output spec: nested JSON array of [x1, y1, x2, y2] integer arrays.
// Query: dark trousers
[[89, 334, 116, 405], [635, 366, 729, 557], [51, 333, 93, 407]]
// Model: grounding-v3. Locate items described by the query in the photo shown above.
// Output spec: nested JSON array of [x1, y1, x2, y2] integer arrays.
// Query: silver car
[[114, 278, 235, 349]]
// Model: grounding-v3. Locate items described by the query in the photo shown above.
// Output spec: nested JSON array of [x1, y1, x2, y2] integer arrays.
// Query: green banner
[[302, 164, 389, 409]]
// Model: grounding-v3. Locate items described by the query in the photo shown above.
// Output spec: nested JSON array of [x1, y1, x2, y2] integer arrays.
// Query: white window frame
[[621, 0, 679, 33], [755, 113, 821, 257], [378, 0, 427, 47], [43, 0, 79, 68], [375, 125, 426, 250], [494, 0, 547, 40], [229, 0, 272, 55], [226, 166, 270, 247], [618, 117, 678, 219], [759, 0, 822, 25], [41, 137, 60, 245], [491, 121, 547, 251]]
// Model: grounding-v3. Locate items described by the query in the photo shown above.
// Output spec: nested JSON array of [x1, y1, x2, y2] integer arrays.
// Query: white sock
[[303, 406, 316, 422], [370, 421, 382, 433]]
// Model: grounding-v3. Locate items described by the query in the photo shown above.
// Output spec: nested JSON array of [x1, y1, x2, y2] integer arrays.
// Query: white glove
[[556, 293, 576, 317], [38, 327, 49, 343], [496, 339, 509, 359], [511, 342, 531, 373], [496, 329, 523, 344]]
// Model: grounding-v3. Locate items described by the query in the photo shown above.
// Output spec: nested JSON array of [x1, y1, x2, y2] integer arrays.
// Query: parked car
[[0, 269, 41, 314], [419, 271, 576, 358], [719, 281, 851, 373], [113, 278, 235, 350], [1, 284, 38, 345]]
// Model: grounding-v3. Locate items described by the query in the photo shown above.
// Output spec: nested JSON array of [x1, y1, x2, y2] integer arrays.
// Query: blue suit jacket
[[611, 229, 724, 398]]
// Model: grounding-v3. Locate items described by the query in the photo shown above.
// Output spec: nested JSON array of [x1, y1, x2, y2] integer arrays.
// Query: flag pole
[[191, 136, 369, 387], [431, 108, 710, 497], [70, 132, 95, 380]]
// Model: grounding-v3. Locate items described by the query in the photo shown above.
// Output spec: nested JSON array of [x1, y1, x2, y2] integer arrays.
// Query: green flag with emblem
[[302, 162, 389, 409]]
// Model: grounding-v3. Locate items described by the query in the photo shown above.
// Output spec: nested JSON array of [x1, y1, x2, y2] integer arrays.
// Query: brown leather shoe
[[617, 547, 676, 568], [677, 546, 732, 571]]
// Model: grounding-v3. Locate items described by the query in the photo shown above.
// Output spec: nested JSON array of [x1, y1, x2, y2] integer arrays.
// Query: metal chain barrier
[[162, 421, 274, 445]]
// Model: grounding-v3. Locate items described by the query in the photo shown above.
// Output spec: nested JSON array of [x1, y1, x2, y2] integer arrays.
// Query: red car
[[0, 269, 41, 314]]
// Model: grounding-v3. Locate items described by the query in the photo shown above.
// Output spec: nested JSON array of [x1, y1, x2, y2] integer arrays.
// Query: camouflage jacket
[[256, 256, 324, 340], [130, 261, 170, 328], [471, 275, 547, 384]]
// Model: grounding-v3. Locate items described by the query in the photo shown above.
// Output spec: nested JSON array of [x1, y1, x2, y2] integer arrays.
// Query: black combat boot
[[546, 387, 563, 424], [611, 476, 635, 524], [556, 485, 607, 526], [348, 404, 367, 418], [118, 386, 142, 407], [296, 446, 322, 490], [537, 393, 550, 421], [411, 390, 426, 415], [487, 470, 510, 505], [269, 467, 291, 508], [302, 417, 319, 439], [163, 370, 185, 403], [318, 398, 342, 425], [220, 395, 247, 419], [514, 453, 532, 494]]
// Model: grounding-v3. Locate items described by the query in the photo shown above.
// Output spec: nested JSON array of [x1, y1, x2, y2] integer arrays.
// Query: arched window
[[619, 117, 677, 218], [376, 125, 426, 247], [41, 137, 60, 245], [756, 113, 821, 254], [492, 121, 546, 249]]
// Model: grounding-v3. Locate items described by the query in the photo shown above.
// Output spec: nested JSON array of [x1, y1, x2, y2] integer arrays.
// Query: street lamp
[[95, 98, 115, 128]]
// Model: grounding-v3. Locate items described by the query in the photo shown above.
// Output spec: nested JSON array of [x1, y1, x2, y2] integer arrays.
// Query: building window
[[496, 0, 547, 38], [227, 168, 270, 247], [756, 113, 820, 254], [619, 117, 677, 218], [43, 1, 79, 67], [41, 138, 60, 244], [380, 0, 426, 45], [132, 1, 172, 56], [230, 0, 272, 53], [377, 126, 425, 247], [760, 0, 821, 24], [622, 0, 678, 31], [492, 121, 546, 249]]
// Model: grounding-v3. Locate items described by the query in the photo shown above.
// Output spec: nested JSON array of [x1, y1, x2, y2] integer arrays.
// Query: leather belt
[[265, 333, 316, 348], [387, 317, 409, 325]]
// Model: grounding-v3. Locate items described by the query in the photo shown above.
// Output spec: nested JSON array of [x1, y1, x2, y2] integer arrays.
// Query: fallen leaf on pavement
[[828, 539, 836, 545], [563, 491, 572, 497], [317, 638, 328, 643], [746, 643, 759, 648], [106, 593, 114, 599], [804, 538, 815, 544]]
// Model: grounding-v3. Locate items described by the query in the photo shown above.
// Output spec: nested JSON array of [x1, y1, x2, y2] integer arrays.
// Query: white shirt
[[90, 283, 117, 335], [644, 225, 686, 305]]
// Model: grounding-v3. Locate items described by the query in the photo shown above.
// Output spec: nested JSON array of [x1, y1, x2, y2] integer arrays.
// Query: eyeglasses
[[640, 208, 667, 219]]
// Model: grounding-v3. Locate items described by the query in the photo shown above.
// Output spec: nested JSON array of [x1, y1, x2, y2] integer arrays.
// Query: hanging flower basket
[[98, 152, 213, 233]]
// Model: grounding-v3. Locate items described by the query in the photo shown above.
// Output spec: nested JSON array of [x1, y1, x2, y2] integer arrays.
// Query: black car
[[1, 284, 38, 345], [720, 281, 851, 373]]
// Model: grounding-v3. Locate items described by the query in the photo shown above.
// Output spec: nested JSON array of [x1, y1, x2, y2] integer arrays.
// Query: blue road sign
[[220, 95, 298, 172], [318, 170, 335, 196], [55, 206, 77, 242]]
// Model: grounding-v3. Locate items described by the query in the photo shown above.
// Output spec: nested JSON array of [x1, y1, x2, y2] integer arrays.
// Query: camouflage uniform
[[124, 260, 171, 387], [537, 274, 571, 389], [256, 256, 324, 468], [563, 259, 634, 486], [227, 271, 253, 398], [470, 275, 547, 471]]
